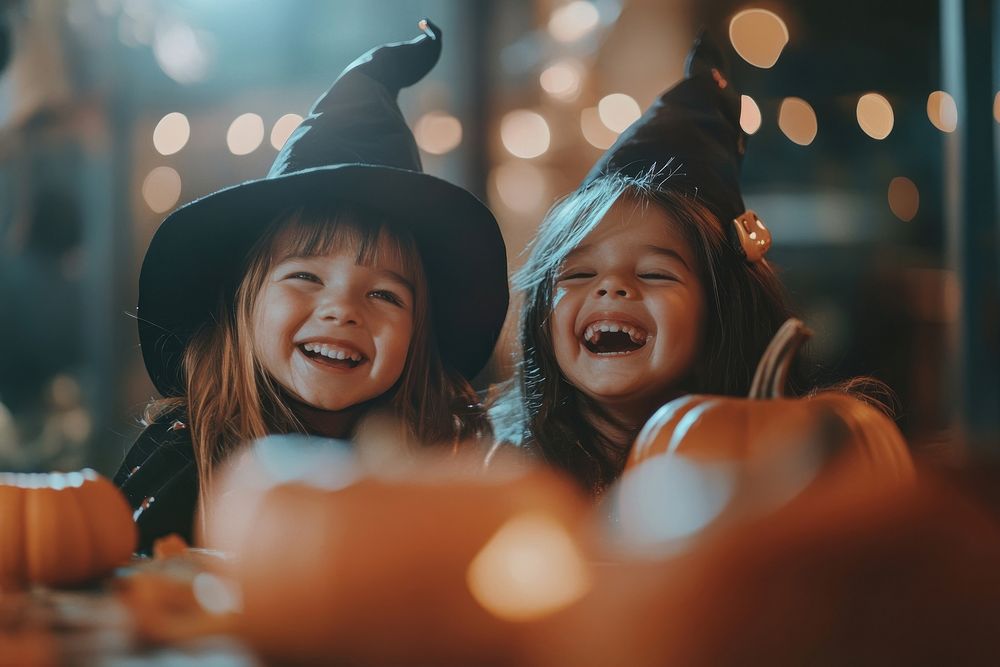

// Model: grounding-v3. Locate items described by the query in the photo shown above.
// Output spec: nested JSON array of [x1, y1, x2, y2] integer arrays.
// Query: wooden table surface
[[0, 551, 260, 667]]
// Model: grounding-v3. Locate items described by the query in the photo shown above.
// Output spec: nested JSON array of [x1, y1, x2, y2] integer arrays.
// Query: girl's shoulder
[[113, 405, 198, 554]]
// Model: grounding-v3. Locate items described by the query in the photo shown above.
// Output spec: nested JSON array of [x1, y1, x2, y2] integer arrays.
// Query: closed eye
[[286, 271, 322, 284], [556, 272, 595, 282], [369, 289, 406, 307], [639, 272, 679, 282]]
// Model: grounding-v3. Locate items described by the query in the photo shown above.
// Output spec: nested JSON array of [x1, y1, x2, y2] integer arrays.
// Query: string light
[[729, 9, 789, 69], [153, 112, 190, 155], [856, 93, 894, 140], [778, 97, 818, 146], [740, 95, 762, 135]]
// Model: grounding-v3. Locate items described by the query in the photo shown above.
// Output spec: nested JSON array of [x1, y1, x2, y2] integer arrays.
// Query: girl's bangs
[[274, 207, 422, 283]]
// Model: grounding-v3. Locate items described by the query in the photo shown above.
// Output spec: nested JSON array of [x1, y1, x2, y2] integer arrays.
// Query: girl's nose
[[316, 294, 361, 325], [595, 275, 634, 299]]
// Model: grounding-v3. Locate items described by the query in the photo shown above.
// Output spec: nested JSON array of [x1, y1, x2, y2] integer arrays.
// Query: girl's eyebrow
[[643, 245, 691, 271]]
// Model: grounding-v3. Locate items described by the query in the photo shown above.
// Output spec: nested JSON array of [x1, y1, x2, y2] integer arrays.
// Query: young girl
[[490, 34, 897, 493], [114, 21, 508, 553]]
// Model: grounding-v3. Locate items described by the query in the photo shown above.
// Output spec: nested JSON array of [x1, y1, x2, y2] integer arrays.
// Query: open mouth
[[581, 320, 648, 356], [298, 342, 366, 369]]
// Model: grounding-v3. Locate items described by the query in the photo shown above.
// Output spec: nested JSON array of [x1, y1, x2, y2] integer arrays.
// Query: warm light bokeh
[[598, 93, 641, 133], [581, 106, 618, 149], [153, 112, 190, 156], [500, 110, 551, 159], [227, 113, 265, 155], [548, 1, 600, 43], [740, 94, 762, 134], [540, 59, 584, 102], [856, 93, 894, 140], [888, 176, 919, 222], [729, 8, 789, 69], [491, 162, 550, 214], [414, 111, 463, 155], [270, 113, 304, 151], [778, 97, 818, 146], [466, 513, 590, 622], [927, 91, 958, 133], [142, 166, 182, 213]]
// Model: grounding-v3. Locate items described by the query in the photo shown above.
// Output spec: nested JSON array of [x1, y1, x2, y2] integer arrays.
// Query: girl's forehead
[[573, 198, 691, 255]]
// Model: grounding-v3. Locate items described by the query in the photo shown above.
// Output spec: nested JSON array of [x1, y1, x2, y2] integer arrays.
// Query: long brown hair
[[147, 204, 488, 509], [491, 172, 798, 493]]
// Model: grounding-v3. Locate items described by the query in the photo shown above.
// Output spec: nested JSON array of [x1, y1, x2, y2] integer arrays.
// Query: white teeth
[[301, 343, 363, 362], [581, 320, 649, 346]]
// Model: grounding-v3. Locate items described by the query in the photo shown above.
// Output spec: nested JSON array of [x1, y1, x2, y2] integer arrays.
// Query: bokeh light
[[467, 513, 590, 621], [548, 1, 600, 43], [540, 59, 585, 102], [491, 162, 550, 214], [598, 93, 642, 133], [227, 113, 265, 155], [142, 166, 182, 213], [500, 110, 551, 159], [153, 112, 190, 156], [856, 93, 894, 140], [614, 457, 735, 548], [888, 176, 919, 222], [740, 95, 762, 134], [193, 572, 242, 615], [581, 106, 618, 149], [153, 19, 210, 84], [270, 113, 303, 150], [413, 111, 463, 155], [778, 97, 818, 146], [729, 8, 789, 69], [927, 91, 958, 132], [994, 92, 1000, 123]]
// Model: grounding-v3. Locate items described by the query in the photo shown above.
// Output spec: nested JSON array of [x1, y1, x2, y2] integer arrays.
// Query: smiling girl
[[113, 21, 508, 552], [490, 34, 857, 493]]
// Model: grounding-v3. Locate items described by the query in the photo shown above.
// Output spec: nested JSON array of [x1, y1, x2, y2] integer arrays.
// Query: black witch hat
[[582, 31, 771, 263], [138, 20, 508, 397]]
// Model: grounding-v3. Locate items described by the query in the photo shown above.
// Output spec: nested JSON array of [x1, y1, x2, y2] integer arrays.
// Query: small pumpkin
[[0, 469, 137, 589], [628, 318, 914, 482]]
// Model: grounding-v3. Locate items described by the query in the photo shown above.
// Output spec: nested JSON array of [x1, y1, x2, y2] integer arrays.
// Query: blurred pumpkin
[[628, 318, 914, 482], [522, 468, 1000, 667], [0, 469, 136, 589], [197, 433, 357, 554], [230, 460, 592, 666]]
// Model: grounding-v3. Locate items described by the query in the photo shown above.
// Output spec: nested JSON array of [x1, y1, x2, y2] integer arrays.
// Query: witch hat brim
[[138, 21, 508, 397]]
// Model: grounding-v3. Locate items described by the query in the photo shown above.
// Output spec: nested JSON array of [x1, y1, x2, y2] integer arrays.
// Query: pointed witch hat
[[582, 31, 771, 264], [138, 20, 509, 397]]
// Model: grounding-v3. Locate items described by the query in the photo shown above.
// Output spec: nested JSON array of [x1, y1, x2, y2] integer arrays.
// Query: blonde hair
[[147, 204, 488, 513]]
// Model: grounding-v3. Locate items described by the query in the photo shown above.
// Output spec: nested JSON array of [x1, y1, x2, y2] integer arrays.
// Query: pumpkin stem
[[748, 318, 813, 399]]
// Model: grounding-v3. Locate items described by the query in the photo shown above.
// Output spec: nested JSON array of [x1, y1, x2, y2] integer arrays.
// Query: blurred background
[[0, 0, 996, 475]]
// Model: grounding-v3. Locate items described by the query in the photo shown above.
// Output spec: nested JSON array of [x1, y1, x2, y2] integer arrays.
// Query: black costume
[[115, 20, 508, 553], [112, 411, 197, 554]]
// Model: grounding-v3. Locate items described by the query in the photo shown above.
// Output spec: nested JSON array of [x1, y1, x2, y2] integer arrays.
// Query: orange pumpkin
[[0, 469, 137, 589], [231, 460, 592, 666], [628, 318, 914, 482]]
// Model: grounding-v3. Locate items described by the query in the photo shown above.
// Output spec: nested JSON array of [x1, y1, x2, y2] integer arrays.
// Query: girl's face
[[549, 197, 706, 422], [252, 229, 415, 412]]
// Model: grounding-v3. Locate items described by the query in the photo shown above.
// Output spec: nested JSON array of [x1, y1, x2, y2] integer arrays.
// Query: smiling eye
[[369, 289, 405, 307], [639, 272, 678, 281], [287, 271, 322, 283], [556, 271, 594, 282]]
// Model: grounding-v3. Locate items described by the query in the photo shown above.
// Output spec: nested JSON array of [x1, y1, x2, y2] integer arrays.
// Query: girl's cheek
[[551, 285, 570, 310]]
